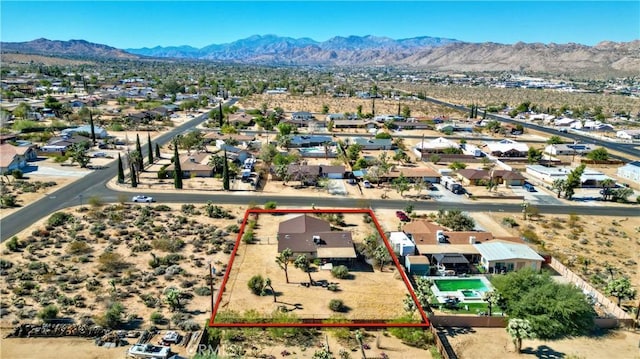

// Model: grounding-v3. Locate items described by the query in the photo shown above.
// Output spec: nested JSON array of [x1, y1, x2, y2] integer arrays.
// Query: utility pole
[[208, 261, 215, 314]]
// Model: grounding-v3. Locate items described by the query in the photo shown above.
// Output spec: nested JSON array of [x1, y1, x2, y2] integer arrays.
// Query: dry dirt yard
[[237, 94, 467, 119], [219, 212, 412, 322], [0, 203, 246, 329], [447, 327, 640, 359]]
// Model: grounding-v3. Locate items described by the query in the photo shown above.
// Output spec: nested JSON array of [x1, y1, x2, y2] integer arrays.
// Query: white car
[[132, 195, 154, 203]]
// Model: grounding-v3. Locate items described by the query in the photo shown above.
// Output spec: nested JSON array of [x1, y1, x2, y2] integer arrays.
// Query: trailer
[[441, 176, 465, 194]]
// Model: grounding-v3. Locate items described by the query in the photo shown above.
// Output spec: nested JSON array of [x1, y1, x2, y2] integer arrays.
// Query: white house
[[544, 143, 595, 156], [554, 117, 578, 127], [529, 113, 556, 122], [61, 125, 108, 139], [413, 137, 459, 154], [291, 111, 315, 121], [484, 139, 529, 157], [526, 165, 613, 187], [617, 161, 640, 184], [474, 241, 544, 273], [616, 129, 640, 140], [389, 232, 416, 256], [572, 120, 614, 132]]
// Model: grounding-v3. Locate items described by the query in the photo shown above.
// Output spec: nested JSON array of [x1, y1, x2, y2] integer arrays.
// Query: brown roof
[[228, 113, 255, 124], [385, 167, 441, 179], [203, 132, 255, 142], [165, 153, 212, 172], [0, 144, 20, 168], [277, 215, 355, 258], [406, 255, 430, 265]]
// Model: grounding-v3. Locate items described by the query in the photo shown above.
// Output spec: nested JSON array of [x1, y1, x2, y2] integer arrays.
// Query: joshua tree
[[294, 254, 314, 285], [276, 248, 293, 283], [483, 291, 502, 316], [355, 329, 367, 359], [165, 288, 182, 312], [506, 318, 535, 353], [263, 278, 276, 302]]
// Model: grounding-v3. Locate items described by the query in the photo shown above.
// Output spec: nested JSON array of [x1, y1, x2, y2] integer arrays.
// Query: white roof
[[389, 232, 415, 247], [415, 137, 458, 150], [474, 241, 543, 262], [484, 139, 529, 153]]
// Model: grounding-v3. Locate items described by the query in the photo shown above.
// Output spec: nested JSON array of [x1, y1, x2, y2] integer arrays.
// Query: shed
[[405, 255, 430, 276], [389, 232, 416, 256]]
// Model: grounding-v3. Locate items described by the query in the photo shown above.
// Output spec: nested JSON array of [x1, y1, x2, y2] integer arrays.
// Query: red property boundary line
[[209, 208, 430, 328]]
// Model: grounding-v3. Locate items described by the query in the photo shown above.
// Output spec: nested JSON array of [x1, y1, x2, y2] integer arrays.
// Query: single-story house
[[61, 125, 109, 139], [165, 153, 213, 178], [325, 113, 345, 121], [40, 135, 92, 154], [227, 113, 255, 127], [616, 129, 640, 140], [455, 169, 526, 186], [382, 167, 441, 184], [436, 123, 474, 133], [282, 164, 346, 183], [526, 165, 614, 187], [413, 137, 459, 155], [351, 137, 393, 150], [572, 120, 614, 132], [277, 214, 356, 262], [544, 143, 595, 156], [474, 241, 544, 273], [405, 255, 430, 276], [203, 132, 255, 148], [291, 111, 315, 121], [0, 143, 37, 174], [617, 161, 640, 183], [388, 232, 416, 256], [332, 120, 378, 130], [219, 145, 253, 164], [483, 139, 529, 158], [290, 135, 333, 148], [554, 117, 578, 127]]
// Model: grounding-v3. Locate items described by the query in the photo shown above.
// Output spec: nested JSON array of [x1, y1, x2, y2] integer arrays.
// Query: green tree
[[586, 147, 609, 162], [275, 248, 294, 284], [392, 173, 411, 197], [13, 102, 31, 119], [117, 153, 125, 184], [173, 140, 183, 189], [448, 161, 466, 171], [527, 147, 542, 164], [135, 134, 143, 170], [402, 105, 411, 118], [373, 244, 391, 271], [552, 179, 565, 198], [147, 133, 153, 164], [346, 143, 363, 164], [222, 150, 230, 190], [492, 268, 595, 339], [130, 162, 138, 188], [435, 209, 475, 231], [321, 104, 329, 114], [564, 164, 586, 200], [546, 135, 564, 145], [605, 277, 637, 306], [155, 143, 161, 159], [69, 143, 90, 168], [506, 318, 535, 353], [599, 178, 615, 201], [294, 255, 314, 285], [611, 187, 634, 202]]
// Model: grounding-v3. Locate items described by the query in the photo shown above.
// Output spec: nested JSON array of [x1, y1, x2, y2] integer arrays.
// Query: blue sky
[[1, 1, 638, 48]]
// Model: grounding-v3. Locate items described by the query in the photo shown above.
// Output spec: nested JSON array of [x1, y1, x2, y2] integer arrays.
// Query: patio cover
[[433, 253, 469, 264]]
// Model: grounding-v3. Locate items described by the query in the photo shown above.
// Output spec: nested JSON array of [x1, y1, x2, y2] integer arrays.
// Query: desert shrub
[[37, 304, 59, 322], [226, 224, 240, 233], [0, 258, 13, 270], [150, 312, 165, 324], [11, 169, 23, 179], [331, 265, 350, 279], [181, 204, 196, 215], [521, 229, 540, 244], [95, 302, 125, 329], [178, 320, 201, 331], [242, 230, 255, 244], [140, 294, 160, 308], [5, 236, 20, 252], [247, 275, 265, 295], [98, 252, 129, 273], [87, 196, 104, 207], [264, 201, 277, 209], [154, 204, 172, 211], [388, 316, 434, 349], [502, 217, 518, 228], [194, 287, 212, 296], [329, 299, 345, 312], [67, 240, 92, 255], [152, 237, 185, 252], [47, 212, 73, 227], [327, 283, 339, 291]]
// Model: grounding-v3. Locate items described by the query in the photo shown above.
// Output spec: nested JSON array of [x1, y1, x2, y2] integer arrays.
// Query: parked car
[[363, 180, 373, 188], [132, 195, 154, 203], [523, 183, 536, 192], [93, 152, 107, 158], [396, 211, 410, 222]]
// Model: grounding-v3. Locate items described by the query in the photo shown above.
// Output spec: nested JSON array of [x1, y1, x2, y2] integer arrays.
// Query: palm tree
[[294, 255, 314, 285], [506, 318, 535, 353], [275, 248, 293, 283]]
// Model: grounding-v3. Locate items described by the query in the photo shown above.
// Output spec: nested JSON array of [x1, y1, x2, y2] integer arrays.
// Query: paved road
[[421, 96, 640, 161], [2, 97, 638, 241]]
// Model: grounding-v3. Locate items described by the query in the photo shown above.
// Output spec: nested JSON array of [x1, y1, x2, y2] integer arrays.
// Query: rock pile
[[9, 323, 110, 338]]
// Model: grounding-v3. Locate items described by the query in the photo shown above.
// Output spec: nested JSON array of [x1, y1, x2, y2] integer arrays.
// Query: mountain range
[[2, 35, 639, 76]]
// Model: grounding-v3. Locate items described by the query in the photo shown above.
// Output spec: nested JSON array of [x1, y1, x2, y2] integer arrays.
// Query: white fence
[[548, 257, 632, 319]]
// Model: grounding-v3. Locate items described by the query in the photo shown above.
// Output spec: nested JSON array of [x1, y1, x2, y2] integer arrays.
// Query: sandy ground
[[447, 327, 640, 359]]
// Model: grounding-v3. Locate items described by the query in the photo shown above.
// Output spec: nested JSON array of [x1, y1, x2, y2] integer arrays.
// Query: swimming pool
[[433, 278, 489, 292]]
